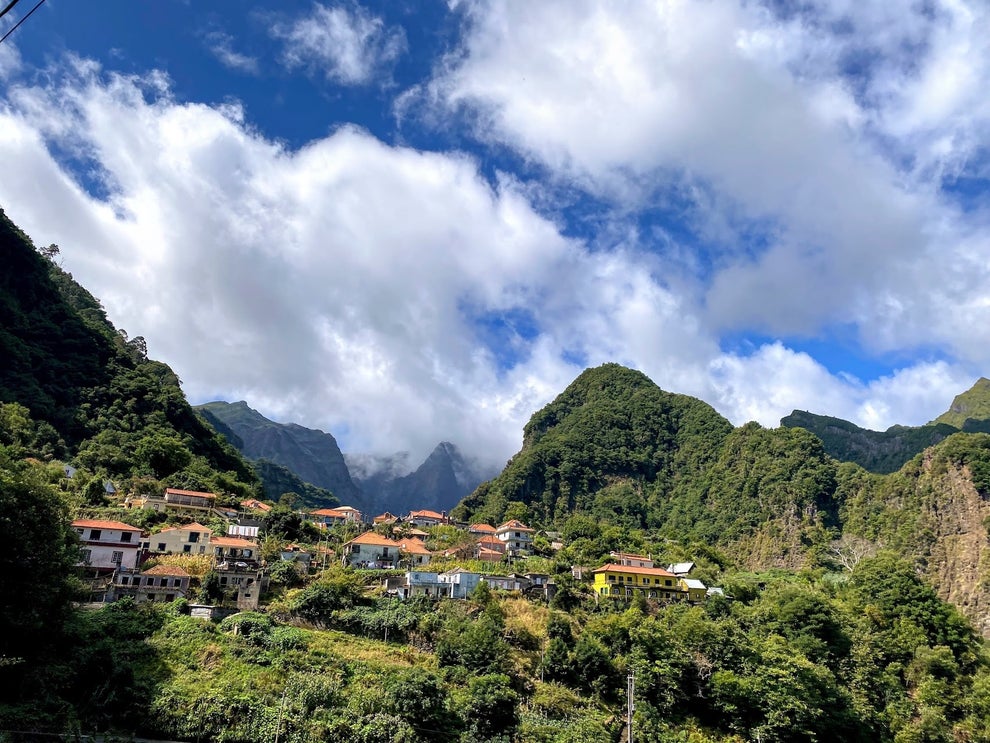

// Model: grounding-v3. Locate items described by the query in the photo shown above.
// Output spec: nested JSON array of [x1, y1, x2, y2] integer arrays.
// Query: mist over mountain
[[197, 400, 362, 508], [199, 401, 490, 514]]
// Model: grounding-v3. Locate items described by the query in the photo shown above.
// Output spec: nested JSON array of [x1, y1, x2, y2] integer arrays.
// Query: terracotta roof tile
[[142, 564, 190, 577], [164, 488, 216, 499], [72, 519, 142, 532]]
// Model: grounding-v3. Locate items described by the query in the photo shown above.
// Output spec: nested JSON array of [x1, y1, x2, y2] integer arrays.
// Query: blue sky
[[1, 0, 989, 468]]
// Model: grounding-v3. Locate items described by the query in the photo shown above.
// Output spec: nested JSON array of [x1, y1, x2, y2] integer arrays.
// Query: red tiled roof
[[240, 499, 272, 512], [409, 509, 446, 520], [497, 520, 534, 532], [593, 564, 677, 578], [346, 532, 401, 547], [469, 523, 496, 533], [142, 564, 190, 577], [477, 535, 505, 548], [72, 519, 142, 532], [312, 508, 350, 517], [400, 540, 431, 555], [165, 488, 216, 499], [212, 536, 257, 548]]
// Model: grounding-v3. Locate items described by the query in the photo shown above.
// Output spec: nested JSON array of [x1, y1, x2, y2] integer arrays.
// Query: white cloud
[[205, 31, 259, 75], [426, 0, 990, 368], [274, 2, 406, 86], [1, 26, 987, 474]]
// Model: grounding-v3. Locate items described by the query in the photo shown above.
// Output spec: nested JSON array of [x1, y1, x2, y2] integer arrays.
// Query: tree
[[0, 453, 80, 660], [463, 674, 520, 742]]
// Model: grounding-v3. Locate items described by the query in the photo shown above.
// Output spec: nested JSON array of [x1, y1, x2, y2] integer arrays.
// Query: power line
[[0, 0, 24, 20], [0, 0, 46, 46]]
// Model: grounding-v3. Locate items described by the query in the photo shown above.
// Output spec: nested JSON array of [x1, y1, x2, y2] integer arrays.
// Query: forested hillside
[[0, 209, 259, 501], [456, 363, 990, 635], [4, 207, 990, 741]]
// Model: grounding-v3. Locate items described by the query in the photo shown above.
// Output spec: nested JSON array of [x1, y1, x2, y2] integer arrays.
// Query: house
[[438, 567, 483, 598], [680, 578, 708, 603], [388, 568, 483, 599], [407, 509, 450, 527], [240, 498, 272, 513], [667, 562, 696, 576], [474, 534, 507, 561], [389, 571, 444, 599], [373, 512, 399, 524], [110, 565, 190, 603], [400, 538, 432, 566], [125, 488, 217, 516], [609, 551, 654, 568], [469, 523, 496, 535], [216, 562, 266, 610], [495, 520, 534, 554], [524, 573, 557, 601], [311, 506, 363, 528], [592, 564, 687, 601], [72, 519, 143, 572], [212, 535, 258, 562], [343, 531, 402, 568], [483, 573, 530, 592], [149, 523, 213, 556]]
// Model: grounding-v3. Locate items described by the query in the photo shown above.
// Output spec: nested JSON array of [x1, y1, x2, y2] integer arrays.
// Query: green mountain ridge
[[456, 363, 990, 634], [0, 208, 259, 499]]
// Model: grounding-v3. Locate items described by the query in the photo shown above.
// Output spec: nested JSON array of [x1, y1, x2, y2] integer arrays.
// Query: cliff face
[[920, 453, 990, 637]]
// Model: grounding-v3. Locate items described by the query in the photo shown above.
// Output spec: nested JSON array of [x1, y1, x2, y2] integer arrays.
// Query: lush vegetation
[[781, 409, 961, 474], [5, 207, 990, 740]]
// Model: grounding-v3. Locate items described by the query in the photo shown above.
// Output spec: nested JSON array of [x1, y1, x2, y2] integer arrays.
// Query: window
[[80, 549, 92, 563], [351, 545, 360, 553], [183, 545, 191, 553], [220, 577, 228, 585], [90, 529, 102, 540], [174, 579, 182, 587], [199, 546, 206, 554], [664, 580, 672, 586], [120, 576, 129, 585], [165, 594, 175, 601], [112, 551, 123, 564], [189, 532, 199, 543], [157, 542, 166, 552], [120, 532, 132, 543]]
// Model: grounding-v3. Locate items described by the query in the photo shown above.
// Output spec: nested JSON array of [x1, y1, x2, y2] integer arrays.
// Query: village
[[72, 486, 720, 616]]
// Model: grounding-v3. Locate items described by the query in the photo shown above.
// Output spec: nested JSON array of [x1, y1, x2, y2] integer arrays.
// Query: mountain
[[348, 441, 493, 515], [453, 363, 734, 526], [197, 400, 362, 508], [933, 377, 990, 429], [780, 410, 958, 474], [0, 208, 258, 498], [781, 378, 990, 474]]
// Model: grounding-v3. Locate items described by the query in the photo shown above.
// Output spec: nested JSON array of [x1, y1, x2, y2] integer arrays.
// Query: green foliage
[[0, 451, 81, 661], [463, 673, 520, 743]]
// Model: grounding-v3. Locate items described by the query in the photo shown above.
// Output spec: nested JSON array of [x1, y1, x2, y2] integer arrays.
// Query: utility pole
[[273, 686, 288, 743], [626, 669, 635, 743]]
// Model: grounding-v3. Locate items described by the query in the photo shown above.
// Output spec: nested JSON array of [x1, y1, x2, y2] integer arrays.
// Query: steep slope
[[781, 410, 957, 473], [453, 363, 734, 526], [838, 433, 990, 635], [197, 400, 362, 507], [0, 208, 258, 497], [933, 377, 990, 429]]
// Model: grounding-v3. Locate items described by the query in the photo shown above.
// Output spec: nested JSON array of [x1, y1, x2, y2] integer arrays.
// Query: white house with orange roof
[[72, 519, 143, 572], [150, 523, 213, 555], [240, 498, 272, 513], [311, 506, 363, 528], [495, 520, 535, 554], [212, 535, 258, 562], [407, 509, 450, 527], [469, 523, 496, 535], [341, 531, 433, 568]]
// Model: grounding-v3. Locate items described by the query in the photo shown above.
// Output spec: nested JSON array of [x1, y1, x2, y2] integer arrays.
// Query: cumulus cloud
[[426, 0, 990, 366], [274, 2, 406, 85], [0, 7, 987, 473]]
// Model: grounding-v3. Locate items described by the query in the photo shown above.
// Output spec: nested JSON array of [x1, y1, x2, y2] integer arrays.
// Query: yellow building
[[593, 564, 687, 601]]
